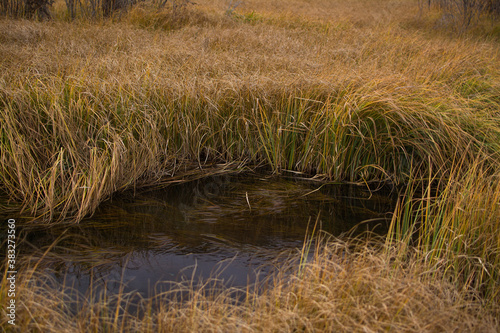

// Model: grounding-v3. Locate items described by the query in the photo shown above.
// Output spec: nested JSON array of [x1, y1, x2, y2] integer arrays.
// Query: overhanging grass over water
[[1, 74, 499, 223]]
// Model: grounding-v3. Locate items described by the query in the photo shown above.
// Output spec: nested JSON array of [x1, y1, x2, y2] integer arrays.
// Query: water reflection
[[21, 173, 397, 298]]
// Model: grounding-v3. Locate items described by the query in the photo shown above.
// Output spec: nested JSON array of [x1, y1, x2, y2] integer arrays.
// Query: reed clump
[[2, 78, 499, 223], [387, 159, 500, 307]]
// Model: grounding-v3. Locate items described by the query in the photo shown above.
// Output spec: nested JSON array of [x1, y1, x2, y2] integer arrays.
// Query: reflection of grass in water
[[21, 233, 134, 280], [3, 234, 498, 332], [171, 175, 393, 227], [13, 175, 395, 286]]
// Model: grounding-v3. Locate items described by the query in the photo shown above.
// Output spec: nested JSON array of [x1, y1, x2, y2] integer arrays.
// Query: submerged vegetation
[[1, 0, 500, 331]]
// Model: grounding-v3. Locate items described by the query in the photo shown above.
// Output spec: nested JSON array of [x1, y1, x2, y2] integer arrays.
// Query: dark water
[[18, 173, 397, 301]]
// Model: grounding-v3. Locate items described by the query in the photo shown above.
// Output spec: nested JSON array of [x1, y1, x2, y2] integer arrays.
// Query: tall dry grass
[[387, 158, 500, 307]]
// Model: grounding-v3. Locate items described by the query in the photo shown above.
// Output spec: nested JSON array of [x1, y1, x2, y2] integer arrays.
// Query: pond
[[19, 173, 397, 303]]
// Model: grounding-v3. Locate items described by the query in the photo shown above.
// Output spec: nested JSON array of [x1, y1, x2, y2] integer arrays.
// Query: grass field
[[1, 0, 500, 331]]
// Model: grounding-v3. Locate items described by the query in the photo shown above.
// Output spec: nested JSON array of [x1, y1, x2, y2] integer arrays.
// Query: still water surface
[[22, 173, 397, 299]]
